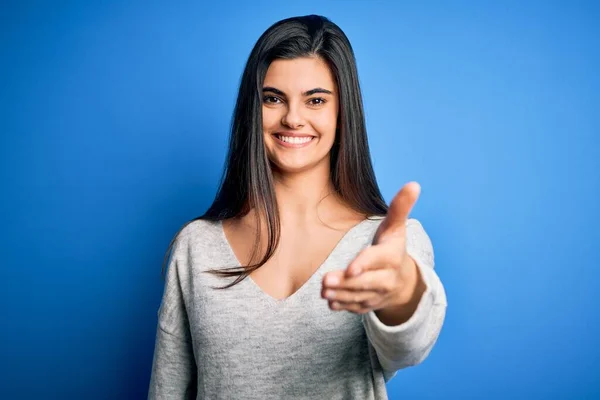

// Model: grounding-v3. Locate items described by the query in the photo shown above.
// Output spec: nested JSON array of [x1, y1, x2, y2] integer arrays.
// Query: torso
[[222, 211, 366, 300], [168, 217, 391, 399]]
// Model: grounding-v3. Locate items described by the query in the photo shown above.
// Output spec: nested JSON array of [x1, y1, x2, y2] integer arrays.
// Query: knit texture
[[148, 217, 447, 399]]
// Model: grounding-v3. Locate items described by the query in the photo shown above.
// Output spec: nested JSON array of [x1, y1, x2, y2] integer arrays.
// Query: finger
[[329, 300, 375, 315], [323, 287, 380, 304], [345, 244, 400, 278], [374, 181, 421, 244], [322, 270, 346, 288], [337, 269, 398, 293]]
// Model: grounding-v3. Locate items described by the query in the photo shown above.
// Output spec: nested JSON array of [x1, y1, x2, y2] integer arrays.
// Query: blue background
[[1, 1, 598, 399]]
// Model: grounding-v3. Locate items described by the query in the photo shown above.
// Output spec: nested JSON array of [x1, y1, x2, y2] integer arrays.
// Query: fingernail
[[325, 290, 335, 299]]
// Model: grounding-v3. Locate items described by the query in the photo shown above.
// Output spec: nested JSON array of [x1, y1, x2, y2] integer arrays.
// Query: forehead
[[263, 57, 337, 92]]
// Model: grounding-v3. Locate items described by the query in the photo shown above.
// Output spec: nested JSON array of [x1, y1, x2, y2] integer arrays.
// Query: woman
[[148, 14, 447, 400]]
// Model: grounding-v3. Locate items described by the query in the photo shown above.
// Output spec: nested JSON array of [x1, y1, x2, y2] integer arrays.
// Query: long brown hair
[[161, 15, 388, 288]]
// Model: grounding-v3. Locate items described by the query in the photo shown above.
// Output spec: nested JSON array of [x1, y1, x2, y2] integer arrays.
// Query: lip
[[274, 131, 316, 138], [272, 132, 316, 148]]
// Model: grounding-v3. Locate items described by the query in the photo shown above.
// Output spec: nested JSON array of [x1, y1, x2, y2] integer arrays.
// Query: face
[[262, 57, 339, 174]]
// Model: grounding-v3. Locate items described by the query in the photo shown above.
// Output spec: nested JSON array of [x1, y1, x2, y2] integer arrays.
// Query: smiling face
[[262, 57, 339, 175]]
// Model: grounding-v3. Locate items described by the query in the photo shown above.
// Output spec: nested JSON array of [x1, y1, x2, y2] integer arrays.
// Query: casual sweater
[[148, 217, 447, 400]]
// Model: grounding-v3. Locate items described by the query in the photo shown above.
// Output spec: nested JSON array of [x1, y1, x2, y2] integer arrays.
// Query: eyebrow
[[262, 86, 333, 96]]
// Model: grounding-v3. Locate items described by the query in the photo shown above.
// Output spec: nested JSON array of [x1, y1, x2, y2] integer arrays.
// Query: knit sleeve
[[362, 219, 447, 382], [148, 233, 197, 399]]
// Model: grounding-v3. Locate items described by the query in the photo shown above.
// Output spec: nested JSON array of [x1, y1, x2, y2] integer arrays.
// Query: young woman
[[149, 14, 447, 400]]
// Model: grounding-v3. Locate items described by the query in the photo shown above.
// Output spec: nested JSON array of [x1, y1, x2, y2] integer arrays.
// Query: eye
[[308, 97, 327, 106], [263, 96, 282, 104]]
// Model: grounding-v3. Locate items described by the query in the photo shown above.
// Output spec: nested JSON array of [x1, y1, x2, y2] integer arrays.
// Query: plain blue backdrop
[[1, 1, 598, 399]]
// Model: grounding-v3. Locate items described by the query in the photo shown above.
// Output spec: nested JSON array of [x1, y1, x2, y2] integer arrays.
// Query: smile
[[273, 134, 315, 148]]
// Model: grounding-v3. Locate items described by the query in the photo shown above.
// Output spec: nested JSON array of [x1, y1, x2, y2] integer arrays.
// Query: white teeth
[[277, 135, 313, 144]]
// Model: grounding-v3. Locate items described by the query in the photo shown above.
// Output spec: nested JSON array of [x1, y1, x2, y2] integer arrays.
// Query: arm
[[148, 240, 197, 399], [362, 219, 447, 382]]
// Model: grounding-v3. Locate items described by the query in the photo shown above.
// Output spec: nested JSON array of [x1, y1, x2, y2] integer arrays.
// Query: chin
[[270, 161, 313, 174], [269, 155, 330, 175]]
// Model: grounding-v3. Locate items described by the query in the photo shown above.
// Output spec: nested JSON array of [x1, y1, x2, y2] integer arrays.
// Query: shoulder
[[170, 218, 224, 258], [404, 218, 435, 267], [178, 218, 221, 239]]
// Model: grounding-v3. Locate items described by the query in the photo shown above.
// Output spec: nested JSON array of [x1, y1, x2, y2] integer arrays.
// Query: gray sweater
[[148, 217, 447, 400]]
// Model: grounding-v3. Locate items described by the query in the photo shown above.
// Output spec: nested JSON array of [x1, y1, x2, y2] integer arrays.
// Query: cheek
[[262, 107, 280, 132], [314, 110, 338, 138]]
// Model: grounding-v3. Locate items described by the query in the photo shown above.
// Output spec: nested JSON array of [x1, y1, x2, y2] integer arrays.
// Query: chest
[[250, 229, 349, 300], [189, 271, 370, 373], [228, 223, 356, 301]]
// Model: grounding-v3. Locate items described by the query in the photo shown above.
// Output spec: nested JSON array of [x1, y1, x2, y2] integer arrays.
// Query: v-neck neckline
[[218, 218, 372, 306]]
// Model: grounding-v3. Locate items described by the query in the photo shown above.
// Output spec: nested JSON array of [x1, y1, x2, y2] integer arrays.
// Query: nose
[[281, 102, 305, 129]]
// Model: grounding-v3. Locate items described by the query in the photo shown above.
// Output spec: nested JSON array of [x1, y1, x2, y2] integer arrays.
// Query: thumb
[[374, 181, 421, 244]]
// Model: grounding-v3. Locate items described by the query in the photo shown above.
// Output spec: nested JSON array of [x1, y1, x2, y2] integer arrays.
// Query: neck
[[271, 161, 336, 225], [239, 159, 364, 231]]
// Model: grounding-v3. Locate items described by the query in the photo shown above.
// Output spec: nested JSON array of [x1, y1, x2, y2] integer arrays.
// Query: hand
[[321, 182, 426, 318]]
